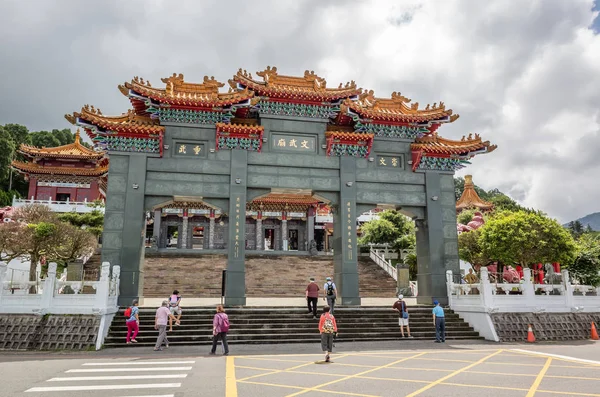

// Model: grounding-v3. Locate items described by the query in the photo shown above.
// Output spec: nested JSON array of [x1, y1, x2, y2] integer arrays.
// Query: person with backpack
[[305, 277, 320, 319], [323, 277, 337, 314], [210, 304, 230, 356], [125, 299, 139, 344], [392, 294, 413, 338], [318, 306, 338, 362], [168, 290, 182, 332]]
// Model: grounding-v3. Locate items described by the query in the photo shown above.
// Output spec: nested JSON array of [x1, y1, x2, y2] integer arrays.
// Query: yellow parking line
[[283, 352, 428, 397], [226, 356, 238, 397], [526, 357, 552, 397], [239, 380, 379, 397], [404, 349, 504, 397], [538, 391, 600, 397], [237, 361, 317, 382], [412, 357, 476, 363], [237, 366, 347, 378]]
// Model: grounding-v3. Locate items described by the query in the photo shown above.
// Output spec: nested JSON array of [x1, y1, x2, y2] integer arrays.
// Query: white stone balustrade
[[447, 267, 600, 314], [11, 197, 105, 214], [0, 261, 120, 315]]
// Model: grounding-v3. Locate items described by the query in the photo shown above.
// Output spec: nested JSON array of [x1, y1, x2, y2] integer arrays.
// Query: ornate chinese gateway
[[66, 67, 496, 306]]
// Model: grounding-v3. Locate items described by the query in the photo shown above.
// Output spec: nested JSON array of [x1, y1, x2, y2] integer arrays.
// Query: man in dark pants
[[432, 300, 445, 343], [305, 278, 320, 319]]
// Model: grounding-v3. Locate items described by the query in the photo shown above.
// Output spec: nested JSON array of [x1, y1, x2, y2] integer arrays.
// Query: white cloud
[[0, 0, 598, 222]]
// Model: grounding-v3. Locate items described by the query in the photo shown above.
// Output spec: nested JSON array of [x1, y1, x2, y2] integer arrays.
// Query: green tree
[[3, 124, 30, 146], [359, 210, 416, 263], [458, 229, 489, 267], [0, 205, 97, 291], [29, 131, 62, 148], [0, 130, 16, 183], [59, 210, 104, 237], [457, 209, 476, 225], [359, 218, 399, 245], [480, 211, 577, 268]]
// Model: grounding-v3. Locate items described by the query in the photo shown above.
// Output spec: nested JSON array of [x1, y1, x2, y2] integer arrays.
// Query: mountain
[[566, 212, 600, 231]]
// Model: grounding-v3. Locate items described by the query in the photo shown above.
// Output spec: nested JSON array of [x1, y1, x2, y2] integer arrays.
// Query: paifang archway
[[66, 68, 496, 306]]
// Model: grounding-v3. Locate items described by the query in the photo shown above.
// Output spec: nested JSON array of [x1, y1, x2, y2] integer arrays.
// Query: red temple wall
[[28, 177, 101, 202]]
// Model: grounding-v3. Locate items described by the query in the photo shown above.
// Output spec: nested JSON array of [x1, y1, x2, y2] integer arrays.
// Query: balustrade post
[[40, 262, 57, 314], [480, 267, 493, 309], [446, 270, 454, 307], [94, 262, 111, 314], [562, 269, 573, 308], [0, 262, 7, 305]]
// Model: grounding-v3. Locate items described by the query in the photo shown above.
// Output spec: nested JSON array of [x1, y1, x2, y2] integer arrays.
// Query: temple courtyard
[[2, 340, 599, 397]]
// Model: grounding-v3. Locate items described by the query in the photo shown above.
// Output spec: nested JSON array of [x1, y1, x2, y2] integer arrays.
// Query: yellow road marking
[[412, 357, 476, 363], [526, 357, 552, 397], [226, 356, 238, 397], [512, 349, 600, 367], [239, 380, 379, 397], [404, 349, 504, 397], [538, 391, 600, 397], [237, 361, 316, 382], [283, 352, 428, 397], [236, 366, 346, 378]]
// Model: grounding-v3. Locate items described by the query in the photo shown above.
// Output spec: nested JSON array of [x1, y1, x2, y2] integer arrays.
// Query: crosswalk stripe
[[49, 374, 188, 382], [67, 367, 192, 373], [25, 383, 182, 392], [82, 361, 195, 366]]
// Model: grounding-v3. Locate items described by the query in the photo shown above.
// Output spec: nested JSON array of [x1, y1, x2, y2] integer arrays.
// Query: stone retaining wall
[[0, 314, 100, 350], [491, 312, 600, 342]]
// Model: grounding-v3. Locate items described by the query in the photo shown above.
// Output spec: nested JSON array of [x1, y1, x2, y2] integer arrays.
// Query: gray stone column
[[334, 156, 361, 306], [152, 209, 161, 248], [416, 172, 459, 305], [255, 213, 263, 250], [307, 207, 315, 248], [281, 213, 288, 251], [208, 211, 215, 249], [225, 149, 247, 306], [181, 213, 189, 249], [101, 154, 148, 306]]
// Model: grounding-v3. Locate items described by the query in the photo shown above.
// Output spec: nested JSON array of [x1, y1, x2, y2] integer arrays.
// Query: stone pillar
[[334, 156, 361, 306], [255, 211, 263, 250], [209, 210, 215, 249], [181, 209, 189, 249], [281, 211, 288, 251], [152, 209, 161, 248], [415, 172, 459, 306], [225, 149, 247, 306], [307, 207, 315, 249], [101, 154, 148, 306]]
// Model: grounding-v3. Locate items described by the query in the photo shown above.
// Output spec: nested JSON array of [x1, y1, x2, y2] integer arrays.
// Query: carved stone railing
[[11, 197, 105, 214], [447, 267, 600, 313], [370, 248, 397, 281], [0, 261, 120, 315]]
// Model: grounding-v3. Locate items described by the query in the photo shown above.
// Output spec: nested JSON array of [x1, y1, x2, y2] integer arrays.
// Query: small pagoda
[[456, 174, 494, 213], [11, 130, 108, 202]]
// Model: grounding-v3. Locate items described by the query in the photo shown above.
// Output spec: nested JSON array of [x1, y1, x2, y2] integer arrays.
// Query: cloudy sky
[[0, 0, 598, 223]]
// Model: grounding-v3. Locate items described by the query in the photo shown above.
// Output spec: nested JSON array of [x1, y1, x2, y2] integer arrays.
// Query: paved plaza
[[2, 341, 599, 397]]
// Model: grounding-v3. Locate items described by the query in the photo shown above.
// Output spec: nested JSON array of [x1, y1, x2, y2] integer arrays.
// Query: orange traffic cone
[[591, 322, 599, 341], [527, 324, 536, 343]]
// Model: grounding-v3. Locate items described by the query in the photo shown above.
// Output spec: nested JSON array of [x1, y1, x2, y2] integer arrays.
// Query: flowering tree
[[0, 205, 97, 292]]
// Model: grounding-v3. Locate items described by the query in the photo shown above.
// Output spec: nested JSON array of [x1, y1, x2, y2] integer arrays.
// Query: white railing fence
[[447, 267, 600, 313], [11, 197, 105, 214], [370, 248, 397, 281], [0, 261, 120, 315]]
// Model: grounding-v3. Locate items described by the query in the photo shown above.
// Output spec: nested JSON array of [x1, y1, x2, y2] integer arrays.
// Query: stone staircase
[[103, 306, 482, 348], [143, 255, 398, 298]]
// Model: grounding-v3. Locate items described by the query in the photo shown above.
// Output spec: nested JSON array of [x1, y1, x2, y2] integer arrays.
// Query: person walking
[[432, 300, 445, 343], [323, 277, 337, 315], [318, 306, 338, 362], [154, 300, 179, 351], [210, 305, 230, 356], [306, 278, 320, 319], [125, 299, 140, 344], [168, 290, 183, 332], [392, 295, 413, 338]]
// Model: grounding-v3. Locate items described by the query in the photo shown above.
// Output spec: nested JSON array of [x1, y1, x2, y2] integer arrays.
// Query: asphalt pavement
[[1, 340, 599, 397]]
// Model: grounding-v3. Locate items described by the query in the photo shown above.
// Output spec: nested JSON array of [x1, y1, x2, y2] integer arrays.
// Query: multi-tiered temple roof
[[66, 67, 496, 169], [11, 130, 108, 177], [456, 175, 494, 213]]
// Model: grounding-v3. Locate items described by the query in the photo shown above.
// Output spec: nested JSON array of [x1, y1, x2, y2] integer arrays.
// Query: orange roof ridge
[[456, 175, 494, 212], [11, 160, 109, 177], [119, 73, 254, 107], [18, 129, 105, 160], [230, 66, 361, 101], [411, 133, 497, 155], [346, 90, 457, 123], [66, 105, 164, 135]]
